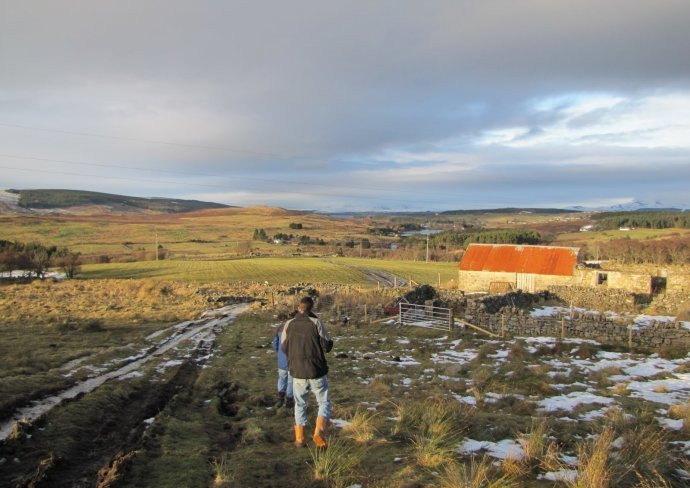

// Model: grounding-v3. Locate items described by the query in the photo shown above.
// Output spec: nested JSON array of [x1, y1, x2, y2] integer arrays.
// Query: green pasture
[[554, 227, 690, 245], [79, 256, 459, 286]]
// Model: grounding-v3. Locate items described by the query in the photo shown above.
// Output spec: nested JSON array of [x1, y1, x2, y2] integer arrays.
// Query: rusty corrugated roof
[[458, 244, 579, 276]]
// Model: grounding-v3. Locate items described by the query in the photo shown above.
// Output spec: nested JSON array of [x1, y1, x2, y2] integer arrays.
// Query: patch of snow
[[452, 394, 477, 406], [457, 438, 524, 460], [396, 338, 410, 344], [538, 469, 578, 482], [657, 417, 684, 430], [431, 349, 478, 364], [143, 417, 155, 425], [330, 418, 352, 428], [118, 371, 144, 380], [538, 392, 614, 412], [560, 454, 578, 466], [624, 374, 690, 405]]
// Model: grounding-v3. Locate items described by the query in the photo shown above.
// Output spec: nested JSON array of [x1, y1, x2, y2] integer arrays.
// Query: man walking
[[281, 296, 333, 448]]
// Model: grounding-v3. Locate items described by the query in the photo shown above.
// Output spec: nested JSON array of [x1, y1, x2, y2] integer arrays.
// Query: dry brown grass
[[567, 427, 615, 488], [343, 408, 379, 444], [668, 401, 690, 432], [438, 458, 519, 488]]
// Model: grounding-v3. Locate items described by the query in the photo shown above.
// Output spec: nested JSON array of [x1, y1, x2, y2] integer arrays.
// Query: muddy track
[[0, 304, 249, 441], [361, 268, 409, 287], [0, 361, 199, 487], [0, 304, 250, 487]]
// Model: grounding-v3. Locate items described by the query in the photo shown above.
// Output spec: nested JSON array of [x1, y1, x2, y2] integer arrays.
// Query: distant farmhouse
[[456, 243, 674, 295]]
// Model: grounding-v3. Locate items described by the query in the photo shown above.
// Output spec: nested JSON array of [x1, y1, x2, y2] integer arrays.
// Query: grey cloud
[[1, 1, 689, 209]]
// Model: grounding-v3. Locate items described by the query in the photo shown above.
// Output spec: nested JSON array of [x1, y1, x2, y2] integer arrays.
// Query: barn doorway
[[516, 273, 536, 292], [651, 276, 667, 294]]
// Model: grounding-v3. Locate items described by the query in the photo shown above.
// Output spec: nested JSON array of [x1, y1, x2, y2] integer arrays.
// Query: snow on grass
[[330, 418, 352, 428], [452, 394, 478, 406], [457, 438, 524, 460], [656, 417, 684, 430], [118, 371, 144, 380], [430, 349, 477, 364], [538, 392, 615, 412], [538, 469, 578, 482], [623, 374, 690, 405]]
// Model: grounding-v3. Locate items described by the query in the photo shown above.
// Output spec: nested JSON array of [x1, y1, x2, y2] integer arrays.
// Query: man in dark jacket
[[281, 296, 333, 448]]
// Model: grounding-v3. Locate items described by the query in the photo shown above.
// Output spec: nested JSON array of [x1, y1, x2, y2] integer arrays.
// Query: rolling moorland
[[0, 192, 689, 487]]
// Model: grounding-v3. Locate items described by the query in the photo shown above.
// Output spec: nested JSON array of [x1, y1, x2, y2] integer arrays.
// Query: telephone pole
[[425, 233, 429, 263]]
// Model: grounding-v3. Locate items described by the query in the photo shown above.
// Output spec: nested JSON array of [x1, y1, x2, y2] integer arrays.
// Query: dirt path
[[360, 268, 409, 287], [0, 303, 250, 441], [0, 303, 251, 487]]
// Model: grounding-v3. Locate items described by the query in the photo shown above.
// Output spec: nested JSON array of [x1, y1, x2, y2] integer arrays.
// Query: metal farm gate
[[399, 302, 453, 331]]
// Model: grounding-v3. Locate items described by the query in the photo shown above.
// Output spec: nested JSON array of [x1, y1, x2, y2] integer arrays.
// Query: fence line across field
[[398, 302, 453, 331]]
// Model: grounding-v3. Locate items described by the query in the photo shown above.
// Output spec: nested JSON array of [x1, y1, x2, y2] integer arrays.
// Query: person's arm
[[315, 319, 333, 353], [280, 320, 291, 354], [272, 332, 279, 352]]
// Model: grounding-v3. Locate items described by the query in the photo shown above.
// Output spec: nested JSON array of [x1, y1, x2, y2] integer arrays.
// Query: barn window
[[597, 273, 608, 285]]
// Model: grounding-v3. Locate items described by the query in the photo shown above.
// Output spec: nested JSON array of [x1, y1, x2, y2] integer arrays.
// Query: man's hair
[[299, 296, 314, 311]]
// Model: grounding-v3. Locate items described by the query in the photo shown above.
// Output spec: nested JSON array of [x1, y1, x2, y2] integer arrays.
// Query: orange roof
[[458, 244, 579, 276]]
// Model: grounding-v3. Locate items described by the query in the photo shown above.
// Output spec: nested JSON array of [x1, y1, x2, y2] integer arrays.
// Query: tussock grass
[[612, 382, 630, 395], [668, 401, 690, 432], [309, 435, 366, 488], [500, 419, 551, 478], [567, 427, 615, 488], [438, 457, 519, 488], [615, 425, 675, 486], [210, 453, 233, 487], [507, 340, 529, 362], [343, 408, 379, 444]]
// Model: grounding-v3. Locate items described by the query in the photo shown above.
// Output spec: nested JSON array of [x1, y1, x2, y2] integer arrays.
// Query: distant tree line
[[0, 240, 81, 278], [405, 229, 542, 248], [587, 236, 690, 265], [593, 211, 690, 230]]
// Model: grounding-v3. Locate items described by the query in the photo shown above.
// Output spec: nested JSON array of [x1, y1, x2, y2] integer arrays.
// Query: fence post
[[394, 276, 397, 288], [408, 276, 412, 289], [364, 304, 368, 323], [501, 314, 506, 338], [398, 302, 402, 326], [438, 273, 441, 288], [561, 316, 565, 339], [628, 324, 633, 350], [271, 292, 275, 308], [377, 281, 380, 291]]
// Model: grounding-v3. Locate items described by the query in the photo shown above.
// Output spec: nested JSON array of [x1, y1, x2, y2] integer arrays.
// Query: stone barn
[[457, 243, 653, 294]]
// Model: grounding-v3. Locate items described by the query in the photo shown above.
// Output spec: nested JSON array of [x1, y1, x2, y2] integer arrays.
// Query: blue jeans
[[292, 376, 331, 426], [277, 369, 293, 398]]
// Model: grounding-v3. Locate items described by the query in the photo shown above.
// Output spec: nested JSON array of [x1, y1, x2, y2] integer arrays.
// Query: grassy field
[[3, 301, 689, 487], [554, 227, 690, 246], [0, 206, 378, 258], [79, 257, 459, 286]]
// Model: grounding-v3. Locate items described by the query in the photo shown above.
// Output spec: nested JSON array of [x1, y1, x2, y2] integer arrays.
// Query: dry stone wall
[[457, 295, 690, 349]]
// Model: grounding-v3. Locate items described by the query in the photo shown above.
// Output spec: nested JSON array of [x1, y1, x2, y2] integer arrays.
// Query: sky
[[1, 0, 689, 212]]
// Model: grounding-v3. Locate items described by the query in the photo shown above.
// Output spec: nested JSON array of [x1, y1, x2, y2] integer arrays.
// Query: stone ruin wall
[[453, 292, 690, 349]]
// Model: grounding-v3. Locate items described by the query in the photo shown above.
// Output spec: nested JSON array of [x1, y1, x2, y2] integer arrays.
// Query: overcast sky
[[1, 1, 689, 211]]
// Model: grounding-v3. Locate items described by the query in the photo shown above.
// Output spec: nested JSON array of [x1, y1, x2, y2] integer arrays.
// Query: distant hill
[[325, 207, 578, 218], [3, 189, 231, 214]]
